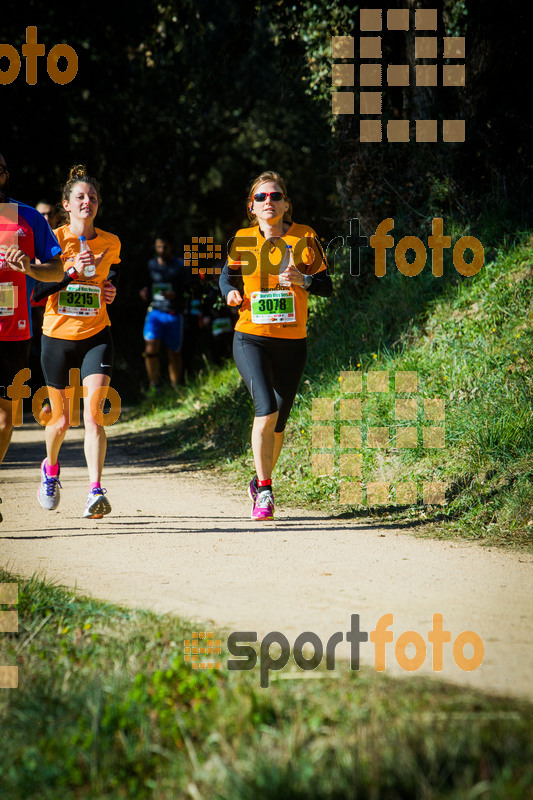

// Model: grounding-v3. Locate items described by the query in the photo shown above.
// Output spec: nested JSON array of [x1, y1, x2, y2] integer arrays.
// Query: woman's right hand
[[73, 250, 95, 274], [227, 289, 243, 307]]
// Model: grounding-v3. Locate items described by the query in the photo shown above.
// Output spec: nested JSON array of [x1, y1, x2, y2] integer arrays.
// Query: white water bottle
[[79, 236, 95, 277], [280, 244, 292, 287]]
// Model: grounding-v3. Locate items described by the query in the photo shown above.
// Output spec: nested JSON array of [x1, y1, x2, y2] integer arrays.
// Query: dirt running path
[[1, 419, 532, 699]]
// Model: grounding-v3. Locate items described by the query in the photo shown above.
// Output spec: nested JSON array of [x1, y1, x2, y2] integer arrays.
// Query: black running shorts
[[233, 331, 307, 432], [41, 327, 114, 389], [0, 340, 31, 398]]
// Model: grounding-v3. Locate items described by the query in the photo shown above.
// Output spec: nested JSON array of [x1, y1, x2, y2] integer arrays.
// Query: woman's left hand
[[103, 280, 116, 304], [279, 265, 306, 286]]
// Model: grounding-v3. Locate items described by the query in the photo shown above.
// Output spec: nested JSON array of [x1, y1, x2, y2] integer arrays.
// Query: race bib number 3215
[[58, 284, 101, 317]]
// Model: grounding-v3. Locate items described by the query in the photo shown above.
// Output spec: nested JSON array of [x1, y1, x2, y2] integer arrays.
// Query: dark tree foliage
[[462, 0, 531, 199], [318, 0, 532, 231], [3, 1, 528, 244], [2, 1, 334, 259], [2, 0, 527, 388], [2, 0, 335, 393]]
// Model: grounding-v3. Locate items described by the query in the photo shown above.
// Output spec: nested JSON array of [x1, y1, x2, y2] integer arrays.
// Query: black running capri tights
[[233, 331, 307, 433]]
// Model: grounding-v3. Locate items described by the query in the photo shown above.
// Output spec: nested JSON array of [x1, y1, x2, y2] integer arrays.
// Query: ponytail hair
[[61, 164, 101, 203]]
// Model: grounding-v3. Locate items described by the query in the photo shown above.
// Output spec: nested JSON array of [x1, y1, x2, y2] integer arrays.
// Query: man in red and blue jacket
[[0, 152, 63, 519]]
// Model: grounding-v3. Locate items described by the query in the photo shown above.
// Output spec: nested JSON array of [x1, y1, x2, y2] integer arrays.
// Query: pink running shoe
[[252, 490, 274, 521], [248, 476, 259, 507]]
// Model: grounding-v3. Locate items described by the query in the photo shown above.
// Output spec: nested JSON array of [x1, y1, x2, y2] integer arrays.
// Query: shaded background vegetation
[[2, 0, 531, 399]]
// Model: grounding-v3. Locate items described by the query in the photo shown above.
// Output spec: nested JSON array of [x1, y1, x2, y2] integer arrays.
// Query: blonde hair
[[246, 170, 292, 225]]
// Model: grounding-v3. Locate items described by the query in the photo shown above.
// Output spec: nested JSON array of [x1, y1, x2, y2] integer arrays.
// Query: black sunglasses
[[253, 191, 285, 202], [0, 165, 8, 175]]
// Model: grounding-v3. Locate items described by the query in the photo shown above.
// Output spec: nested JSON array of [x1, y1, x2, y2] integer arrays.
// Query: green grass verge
[[117, 228, 533, 550], [1, 570, 532, 799]]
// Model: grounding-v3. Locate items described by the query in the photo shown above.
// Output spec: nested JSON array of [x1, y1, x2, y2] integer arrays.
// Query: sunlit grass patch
[[1, 571, 532, 799]]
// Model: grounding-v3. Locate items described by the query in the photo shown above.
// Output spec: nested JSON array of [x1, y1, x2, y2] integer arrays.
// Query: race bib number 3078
[[251, 290, 296, 324]]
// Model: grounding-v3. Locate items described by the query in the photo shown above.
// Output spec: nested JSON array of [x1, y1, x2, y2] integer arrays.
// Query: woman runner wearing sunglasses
[[34, 165, 121, 519], [219, 171, 332, 520]]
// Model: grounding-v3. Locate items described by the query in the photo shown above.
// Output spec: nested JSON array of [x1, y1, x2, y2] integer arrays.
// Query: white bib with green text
[[250, 290, 296, 325], [58, 283, 101, 317]]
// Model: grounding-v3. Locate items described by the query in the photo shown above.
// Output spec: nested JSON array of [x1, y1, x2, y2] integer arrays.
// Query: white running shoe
[[37, 460, 61, 511], [83, 488, 112, 519]]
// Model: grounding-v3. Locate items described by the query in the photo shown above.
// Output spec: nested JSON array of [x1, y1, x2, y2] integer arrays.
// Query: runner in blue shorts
[[143, 307, 183, 352], [140, 235, 191, 390]]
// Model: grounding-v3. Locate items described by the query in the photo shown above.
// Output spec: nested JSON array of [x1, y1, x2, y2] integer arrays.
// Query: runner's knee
[[83, 391, 106, 430], [84, 413, 103, 434], [53, 414, 71, 436], [254, 412, 278, 431], [143, 340, 160, 356]]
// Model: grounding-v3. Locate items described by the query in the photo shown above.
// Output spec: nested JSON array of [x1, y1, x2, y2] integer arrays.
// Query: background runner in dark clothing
[[140, 235, 192, 390]]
